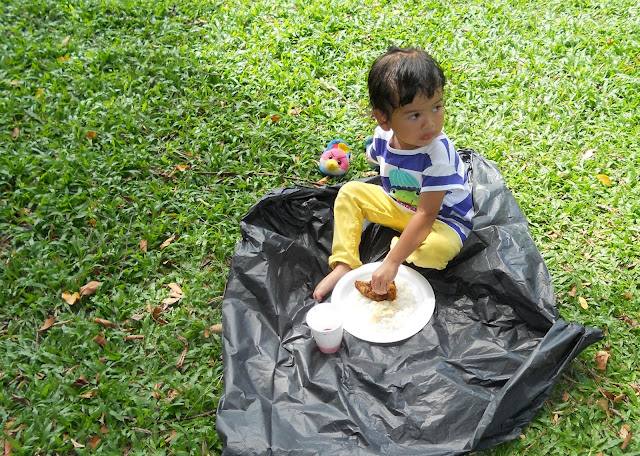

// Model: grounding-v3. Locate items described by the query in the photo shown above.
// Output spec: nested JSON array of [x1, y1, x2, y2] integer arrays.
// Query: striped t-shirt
[[366, 126, 474, 243]]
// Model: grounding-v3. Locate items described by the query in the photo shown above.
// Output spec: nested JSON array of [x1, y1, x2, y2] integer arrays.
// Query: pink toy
[[319, 139, 351, 177]]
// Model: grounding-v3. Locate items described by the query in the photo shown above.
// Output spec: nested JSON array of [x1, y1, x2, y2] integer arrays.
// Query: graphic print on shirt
[[388, 169, 420, 211]]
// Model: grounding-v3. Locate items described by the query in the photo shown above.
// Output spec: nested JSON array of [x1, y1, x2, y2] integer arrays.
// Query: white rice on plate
[[350, 278, 417, 335]]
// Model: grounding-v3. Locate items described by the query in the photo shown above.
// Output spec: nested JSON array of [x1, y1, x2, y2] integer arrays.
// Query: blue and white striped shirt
[[366, 127, 474, 243]]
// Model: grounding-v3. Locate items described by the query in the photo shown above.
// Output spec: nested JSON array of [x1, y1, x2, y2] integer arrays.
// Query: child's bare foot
[[313, 263, 352, 302]]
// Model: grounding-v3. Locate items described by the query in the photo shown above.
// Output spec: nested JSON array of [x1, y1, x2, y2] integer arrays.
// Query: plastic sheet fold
[[216, 150, 603, 455]]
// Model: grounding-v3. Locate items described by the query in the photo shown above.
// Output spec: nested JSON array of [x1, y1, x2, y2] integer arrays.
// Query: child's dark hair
[[368, 47, 446, 119]]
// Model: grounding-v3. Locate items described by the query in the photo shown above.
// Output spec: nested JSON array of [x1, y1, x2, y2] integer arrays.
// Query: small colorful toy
[[319, 139, 351, 177]]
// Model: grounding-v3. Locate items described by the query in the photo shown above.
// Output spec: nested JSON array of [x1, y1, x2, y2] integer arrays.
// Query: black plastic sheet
[[216, 150, 603, 455]]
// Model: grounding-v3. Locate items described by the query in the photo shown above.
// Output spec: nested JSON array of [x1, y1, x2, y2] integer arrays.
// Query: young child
[[313, 47, 474, 302]]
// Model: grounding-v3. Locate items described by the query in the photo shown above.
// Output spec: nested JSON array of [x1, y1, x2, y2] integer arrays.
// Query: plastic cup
[[306, 303, 343, 353]]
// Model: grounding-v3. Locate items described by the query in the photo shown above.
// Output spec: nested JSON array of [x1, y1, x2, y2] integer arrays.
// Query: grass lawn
[[1, 0, 639, 454]]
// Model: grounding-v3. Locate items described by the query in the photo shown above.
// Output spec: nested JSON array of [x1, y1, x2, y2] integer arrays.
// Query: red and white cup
[[306, 303, 343, 354]]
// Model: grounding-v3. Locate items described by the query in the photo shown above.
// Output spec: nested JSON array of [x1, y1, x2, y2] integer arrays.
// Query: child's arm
[[370, 190, 446, 295]]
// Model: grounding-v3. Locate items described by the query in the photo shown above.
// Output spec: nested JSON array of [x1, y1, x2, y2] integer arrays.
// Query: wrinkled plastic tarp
[[216, 150, 603, 455]]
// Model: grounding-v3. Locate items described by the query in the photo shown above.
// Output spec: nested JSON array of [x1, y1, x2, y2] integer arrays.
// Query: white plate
[[331, 262, 435, 343]]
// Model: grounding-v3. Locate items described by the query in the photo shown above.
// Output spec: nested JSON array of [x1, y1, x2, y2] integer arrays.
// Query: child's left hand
[[370, 260, 400, 296]]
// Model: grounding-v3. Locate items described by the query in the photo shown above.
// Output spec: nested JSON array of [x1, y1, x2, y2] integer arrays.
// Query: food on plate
[[354, 280, 397, 302]]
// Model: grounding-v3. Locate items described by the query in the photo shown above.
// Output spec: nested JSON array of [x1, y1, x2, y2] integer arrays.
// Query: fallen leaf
[[579, 296, 588, 309], [160, 235, 176, 249], [86, 130, 98, 140], [11, 127, 19, 140], [595, 350, 611, 370], [4, 435, 13, 455], [595, 398, 610, 417], [80, 281, 102, 296], [621, 424, 632, 451], [315, 176, 330, 186], [151, 306, 168, 325], [176, 164, 189, 172], [38, 317, 56, 332], [210, 324, 223, 334], [568, 284, 578, 298], [124, 335, 144, 341], [614, 393, 626, 403], [562, 392, 571, 402], [621, 292, 632, 300], [582, 149, 596, 160], [139, 239, 148, 252], [70, 438, 85, 448], [168, 283, 182, 295], [62, 291, 80, 305], [552, 413, 559, 425], [162, 297, 181, 305], [176, 333, 188, 368], [93, 332, 106, 348], [130, 312, 145, 321], [60, 35, 71, 46], [58, 53, 70, 62], [270, 116, 280, 122], [94, 318, 114, 328], [79, 391, 99, 398], [600, 389, 616, 400], [11, 394, 32, 408], [165, 430, 178, 444], [289, 107, 303, 115], [618, 314, 638, 329], [596, 174, 612, 185], [35, 88, 45, 98], [152, 382, 163, 399], [89, 435, 101, 450]]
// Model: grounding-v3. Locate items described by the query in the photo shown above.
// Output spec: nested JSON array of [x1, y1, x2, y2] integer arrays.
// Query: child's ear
[[373, 109, 392, 131]]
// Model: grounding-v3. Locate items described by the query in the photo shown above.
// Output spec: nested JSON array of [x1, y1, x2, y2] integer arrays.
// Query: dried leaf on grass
[[94, 318, 115, 328], [620, 424, 632, 451], [71, 376, 89, 387], [168, 282, 183, 295], [139, 239, 148, 252], [80, 281, 102, 296], [568, 284, 578, 297], [152, 382, 164, 400], [165, 430, 178, 444], [579, 296, 588, 309], [595, 398, 610, 418], [151, 306, 168, 325], [62, 291, 80, 305], [93, 332, 106, 348], [38, 316, 56, 332], [176, 333, 189, 368], [89, 435, 102, 450], [160, 235, 176, 249], [79, 391, 99, 399], [595, 350, 611, 370]]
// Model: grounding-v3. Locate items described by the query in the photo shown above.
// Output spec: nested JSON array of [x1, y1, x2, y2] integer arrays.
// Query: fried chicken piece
[[354, 280, 397, 302]]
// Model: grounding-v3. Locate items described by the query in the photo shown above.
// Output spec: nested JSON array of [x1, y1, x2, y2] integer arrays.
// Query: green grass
[[1, 0, 638, 454]]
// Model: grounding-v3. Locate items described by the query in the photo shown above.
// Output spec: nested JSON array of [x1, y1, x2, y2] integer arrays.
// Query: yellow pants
[[329, 181, 463, 270]]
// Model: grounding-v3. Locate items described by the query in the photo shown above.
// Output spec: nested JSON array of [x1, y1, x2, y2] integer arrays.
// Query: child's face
[[375, 89, 445, 150]]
